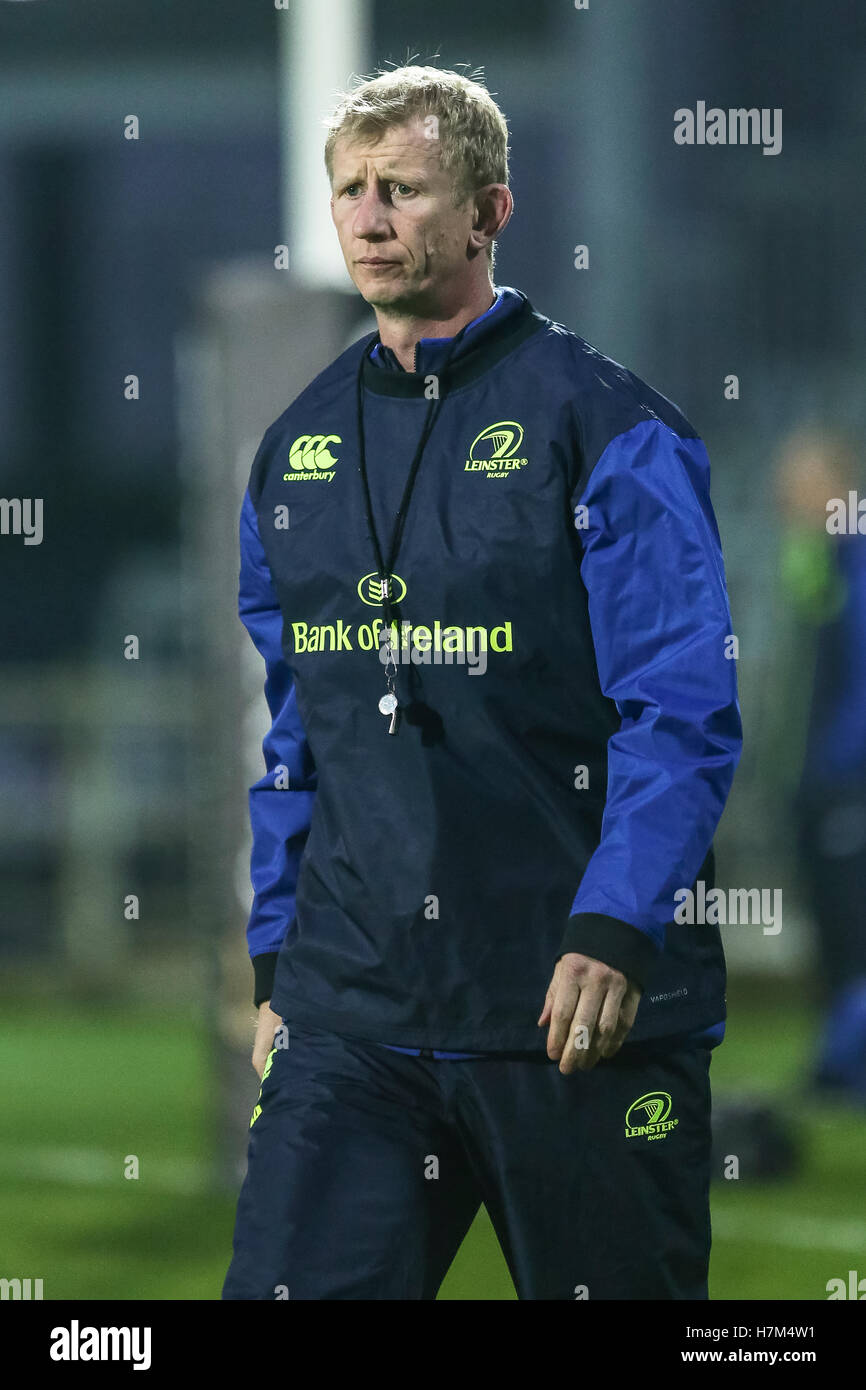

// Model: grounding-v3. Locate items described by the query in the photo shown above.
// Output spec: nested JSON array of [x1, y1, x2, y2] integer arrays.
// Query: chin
[[356, 280, 414, 310]]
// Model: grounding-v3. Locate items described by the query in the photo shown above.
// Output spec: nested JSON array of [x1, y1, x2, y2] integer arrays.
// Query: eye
[[391, 183, 415, 197]]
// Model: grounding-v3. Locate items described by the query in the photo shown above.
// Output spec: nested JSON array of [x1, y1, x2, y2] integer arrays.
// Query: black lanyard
[[354, 324, 470, 631]]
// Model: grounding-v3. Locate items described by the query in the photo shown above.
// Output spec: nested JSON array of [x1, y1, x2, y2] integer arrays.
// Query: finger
[[616, 982, 642, 1037], [594, 978, 627, 1058], [546, 976, 581, 1060], [600, 983, 642, 1060], [537, 962, 561, 1026], [559, 982, 605, 1074], [625, 982, 642, 1019], [599, 1018, 630, 1062], [537, 984, 557, 1027]]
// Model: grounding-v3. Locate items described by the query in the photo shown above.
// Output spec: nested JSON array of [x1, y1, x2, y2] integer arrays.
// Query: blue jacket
[[239, 285, 742, 1051]]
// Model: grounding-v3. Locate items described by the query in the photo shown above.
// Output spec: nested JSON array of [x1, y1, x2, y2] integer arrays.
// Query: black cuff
[[252, 952, 280, 1008], [557, 913, 660, 990]]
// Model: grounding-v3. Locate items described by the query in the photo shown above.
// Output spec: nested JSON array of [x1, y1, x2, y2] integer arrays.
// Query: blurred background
[[1, 0, 864, 1300]]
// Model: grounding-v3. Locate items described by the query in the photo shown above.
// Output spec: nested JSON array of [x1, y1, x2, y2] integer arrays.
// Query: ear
[[468, 184, 513, 254]]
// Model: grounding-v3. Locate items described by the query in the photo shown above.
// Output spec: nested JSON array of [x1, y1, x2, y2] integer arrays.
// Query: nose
[[352, 185, 392, 242]]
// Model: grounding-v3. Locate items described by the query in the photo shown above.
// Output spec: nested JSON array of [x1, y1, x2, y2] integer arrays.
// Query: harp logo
[[625, 1091, 679, 1142], [464, 421, 529, 478]]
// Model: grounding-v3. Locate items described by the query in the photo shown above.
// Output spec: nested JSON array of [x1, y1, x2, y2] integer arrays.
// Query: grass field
[[0, 982, 863, 1300]]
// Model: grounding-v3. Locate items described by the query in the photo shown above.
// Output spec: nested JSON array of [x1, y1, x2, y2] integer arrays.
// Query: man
[[222, 65, 742, 1300]]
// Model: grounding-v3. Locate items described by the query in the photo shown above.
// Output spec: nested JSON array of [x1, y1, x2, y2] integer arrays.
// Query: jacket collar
[[369, 285, 526, 376]]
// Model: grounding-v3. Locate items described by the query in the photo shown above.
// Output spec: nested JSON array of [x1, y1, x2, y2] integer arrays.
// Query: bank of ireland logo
[[624, 1091, 679, 1142], [357, 572, 408, 606], [284, 433, 341, 482], [465, 420, 529, 478]]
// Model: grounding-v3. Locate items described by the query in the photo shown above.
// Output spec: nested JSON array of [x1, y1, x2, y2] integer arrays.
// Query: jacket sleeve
[[560, 417, 743, 987], [239, 486, 316, 1007]]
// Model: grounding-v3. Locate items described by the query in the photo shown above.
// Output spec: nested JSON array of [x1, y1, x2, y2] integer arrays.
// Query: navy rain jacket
[[238, 285, 742, 1051]]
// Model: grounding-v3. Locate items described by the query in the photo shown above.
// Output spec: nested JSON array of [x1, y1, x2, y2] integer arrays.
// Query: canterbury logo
[[286, 434, 341, 472]]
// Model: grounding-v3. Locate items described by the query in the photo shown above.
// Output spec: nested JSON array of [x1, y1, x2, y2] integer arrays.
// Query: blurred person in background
[[777, 424, 866, 1101]]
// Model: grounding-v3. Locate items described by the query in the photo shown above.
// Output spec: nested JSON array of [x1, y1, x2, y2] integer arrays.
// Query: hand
[[537, 953, 641, 1075], [252, 1001, 283, 1079]]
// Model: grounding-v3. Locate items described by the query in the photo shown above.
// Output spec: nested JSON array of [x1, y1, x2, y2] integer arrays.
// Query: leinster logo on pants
[[625, 1091, 679, 1142]]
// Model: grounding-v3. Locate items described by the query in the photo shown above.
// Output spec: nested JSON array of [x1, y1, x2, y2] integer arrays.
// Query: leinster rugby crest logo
[[464, 420, 529, 479], [284, 433, 341, 482], [624, 1092, 679, 1142]]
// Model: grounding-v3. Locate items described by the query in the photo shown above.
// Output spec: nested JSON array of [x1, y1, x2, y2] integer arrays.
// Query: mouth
[[357, 258, 399, 268]]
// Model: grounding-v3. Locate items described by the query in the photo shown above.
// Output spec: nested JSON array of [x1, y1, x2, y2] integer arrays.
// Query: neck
[[375, 278, 496, 372]]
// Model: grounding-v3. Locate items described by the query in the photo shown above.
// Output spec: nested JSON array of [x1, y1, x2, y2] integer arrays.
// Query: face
[[329, 117, 481, 314]]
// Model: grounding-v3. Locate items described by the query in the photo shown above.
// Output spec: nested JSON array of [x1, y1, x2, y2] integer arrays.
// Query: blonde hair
[[324, 64, 510, 265]]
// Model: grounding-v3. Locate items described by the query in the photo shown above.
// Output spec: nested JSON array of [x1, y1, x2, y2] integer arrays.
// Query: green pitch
[[0, 985, 862, 1300]]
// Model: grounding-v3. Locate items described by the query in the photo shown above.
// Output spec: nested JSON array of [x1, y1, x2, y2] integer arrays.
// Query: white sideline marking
[[2, 1146, 865, 1254], [713, 1208, 866, 1253], [0, 1144, 209, 1195]]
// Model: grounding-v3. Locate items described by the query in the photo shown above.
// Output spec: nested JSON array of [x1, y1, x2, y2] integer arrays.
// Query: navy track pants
[[222, 1021, 713, 1300]]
